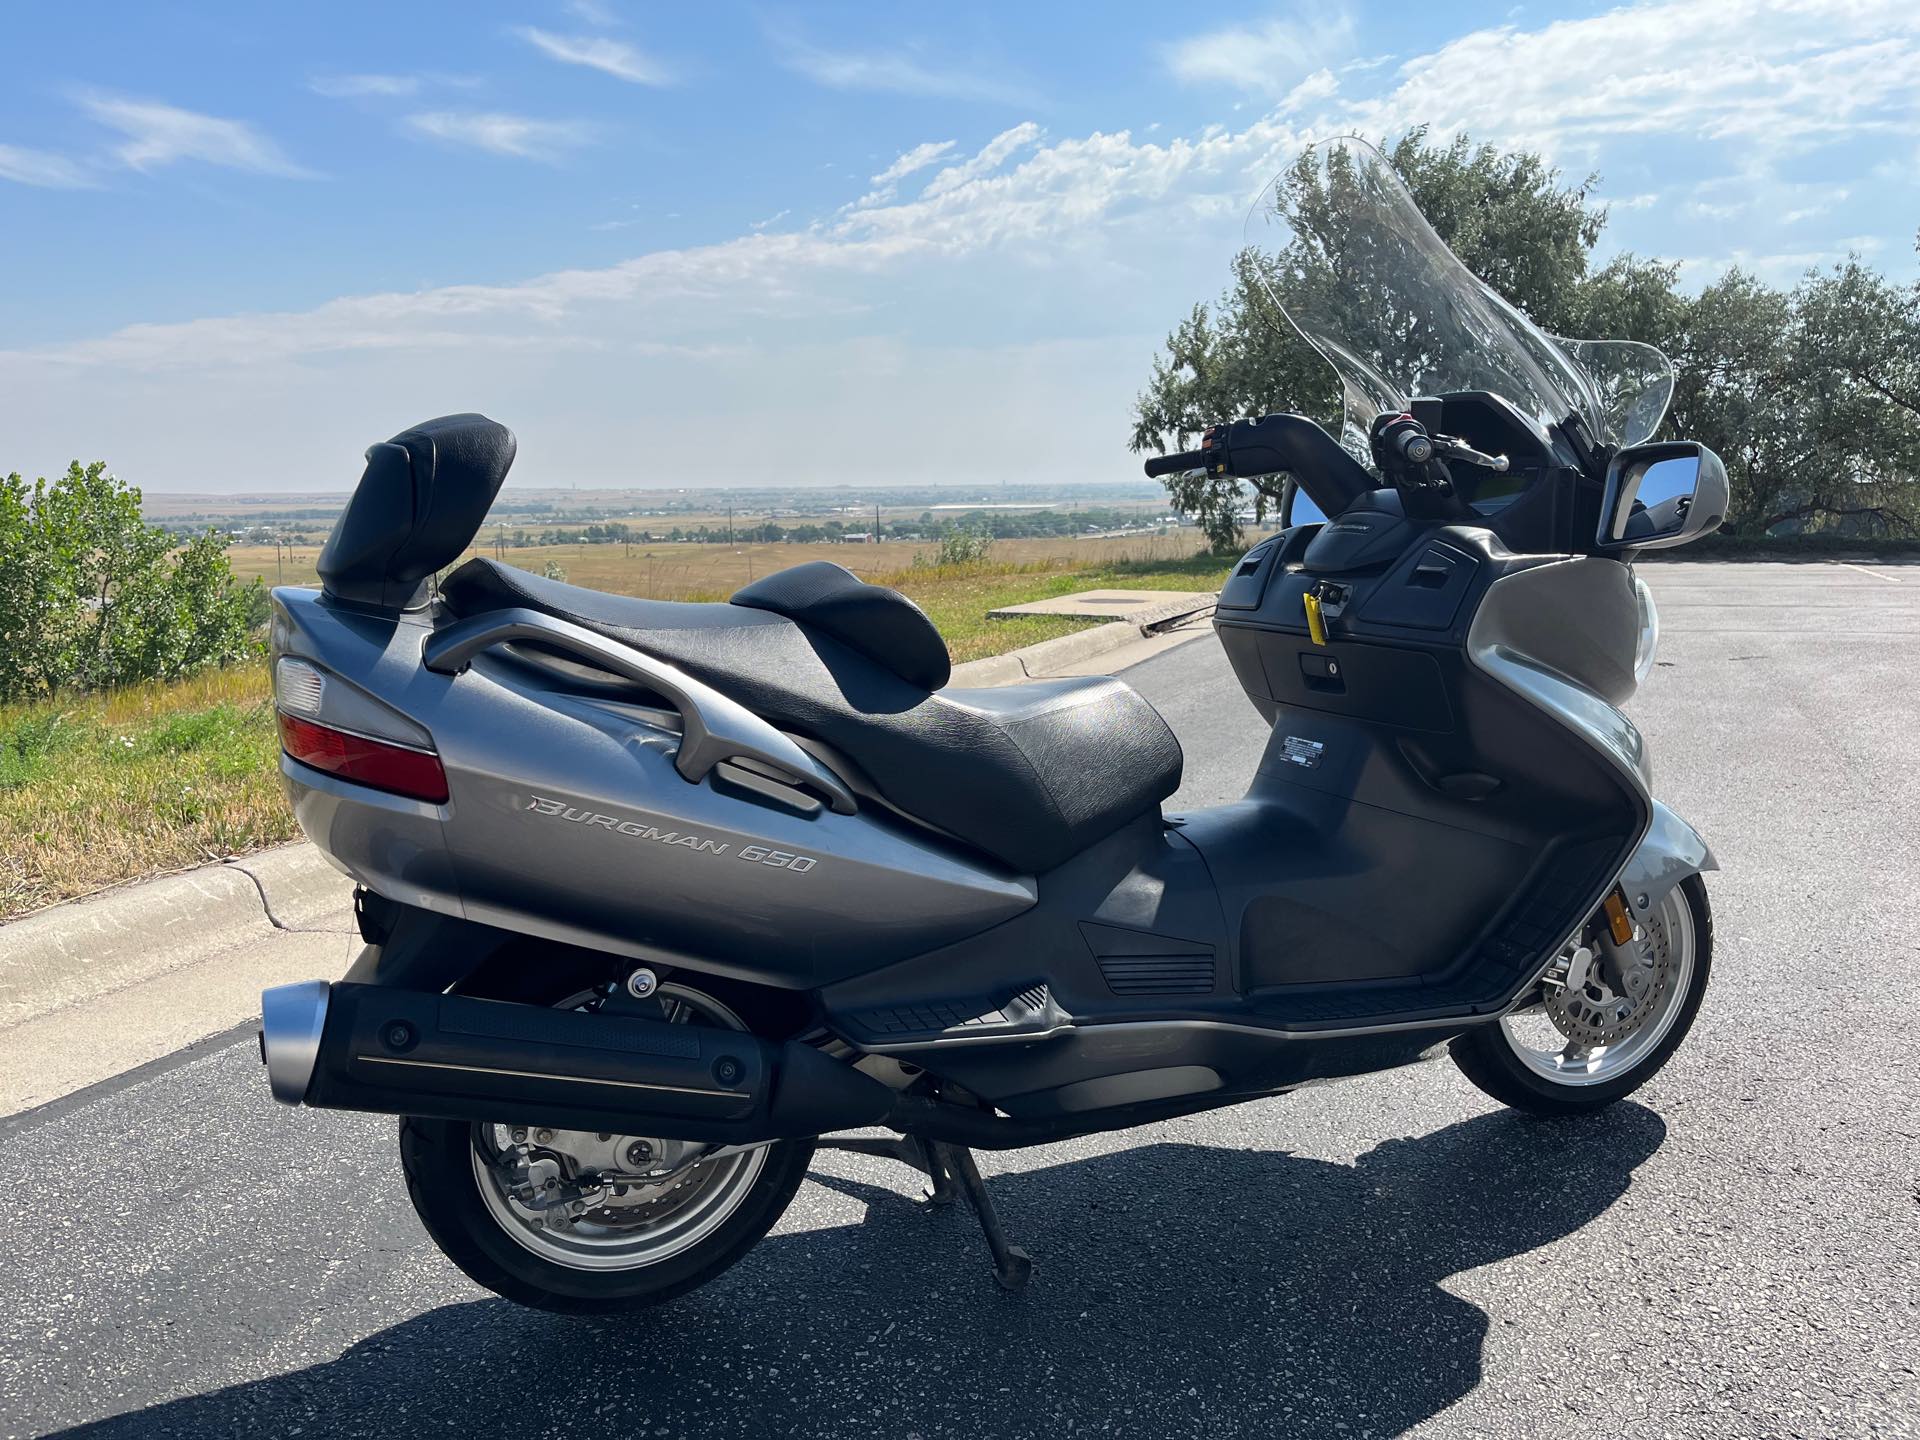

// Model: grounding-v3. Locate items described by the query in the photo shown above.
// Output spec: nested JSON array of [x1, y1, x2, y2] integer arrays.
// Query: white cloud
[[872, 140, 957, 188], [517, 27, 673, 86], [27, 0, 1920, 377], [847, 140, 960, 209], [1676, 235, 1887, 286], [404, 111, 597, 161], [921, 123, 1042, 198], [1167, 3, 1360, 97], [309, 73, 421, 99], [773, 31, 1032, 106], [564, 0, 620, 25], [11, 0, 1920, 491], [1323, 0, 1920, 163], [0, 142, 95, 189], [78, 94, 312, 177], [750, 209, 791, 231]]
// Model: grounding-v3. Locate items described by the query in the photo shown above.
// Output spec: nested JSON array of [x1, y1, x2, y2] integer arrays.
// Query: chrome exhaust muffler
[[260, 980, 332, 1103], [259, 981, 891, 1143]]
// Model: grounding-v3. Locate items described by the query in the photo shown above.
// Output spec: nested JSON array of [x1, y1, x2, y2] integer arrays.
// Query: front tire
[[1452, 876, 1712, 1116]]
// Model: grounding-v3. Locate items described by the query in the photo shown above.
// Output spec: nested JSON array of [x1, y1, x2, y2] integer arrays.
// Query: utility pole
[[875, 499, 881, 544], [727, 505, 734, 545]]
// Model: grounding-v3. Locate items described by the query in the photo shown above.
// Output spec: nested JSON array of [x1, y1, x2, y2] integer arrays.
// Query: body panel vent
[[1080, 922, 1218, 997]]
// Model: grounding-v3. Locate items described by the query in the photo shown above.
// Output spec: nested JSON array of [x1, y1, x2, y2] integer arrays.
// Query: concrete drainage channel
[[0, 593, 1217, 1118]]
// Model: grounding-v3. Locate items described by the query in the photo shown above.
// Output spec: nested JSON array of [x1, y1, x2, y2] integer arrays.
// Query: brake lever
[[1433, 437, 1510, 472]]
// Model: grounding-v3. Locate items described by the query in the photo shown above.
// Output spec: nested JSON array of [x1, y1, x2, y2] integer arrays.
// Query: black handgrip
[[1144, 449, 1207, 478], [1394, 428, 1435, 465]]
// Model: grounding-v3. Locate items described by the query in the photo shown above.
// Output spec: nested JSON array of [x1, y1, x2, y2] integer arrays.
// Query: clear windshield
[[1552, 336, 1676, 447], [1246, 137, 1674, 459]]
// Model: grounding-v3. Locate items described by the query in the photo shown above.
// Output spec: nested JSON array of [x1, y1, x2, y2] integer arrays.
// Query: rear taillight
[[277, 712, 449, 804]]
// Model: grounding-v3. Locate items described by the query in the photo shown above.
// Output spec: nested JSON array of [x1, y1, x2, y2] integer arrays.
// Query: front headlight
[[1632, 573, 1660, 684]]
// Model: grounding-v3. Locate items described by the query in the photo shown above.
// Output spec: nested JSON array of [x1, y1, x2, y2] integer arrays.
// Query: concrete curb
[[948, 596, 1217, 687], [0, 842, 356, 1114], [948, 620, 1139, 687], [0, 843, 353, 1031]]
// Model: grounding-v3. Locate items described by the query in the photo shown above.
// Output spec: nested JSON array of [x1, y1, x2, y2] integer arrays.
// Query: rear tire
[[397, 963, 814, 1315], [399, 1116, 813, 1314], [1452, 876, 1712, 1116]]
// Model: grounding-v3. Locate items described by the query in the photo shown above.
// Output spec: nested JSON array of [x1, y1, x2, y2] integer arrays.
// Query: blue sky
[[4, 0, 1918, 493]]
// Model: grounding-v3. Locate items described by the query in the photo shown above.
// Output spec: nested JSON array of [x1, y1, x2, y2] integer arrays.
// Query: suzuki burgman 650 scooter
[[258, 137, 1720, 1312]]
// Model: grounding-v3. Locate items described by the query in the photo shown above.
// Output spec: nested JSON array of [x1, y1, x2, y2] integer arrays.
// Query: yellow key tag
[[1303, 590, 1329, 647]]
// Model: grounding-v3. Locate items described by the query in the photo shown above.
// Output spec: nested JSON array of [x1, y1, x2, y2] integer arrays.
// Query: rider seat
[[439, 558, 1183, 874]]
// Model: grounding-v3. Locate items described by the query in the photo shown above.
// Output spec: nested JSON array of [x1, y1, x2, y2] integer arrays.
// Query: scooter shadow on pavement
[[51, 1102, 1666, 1440]]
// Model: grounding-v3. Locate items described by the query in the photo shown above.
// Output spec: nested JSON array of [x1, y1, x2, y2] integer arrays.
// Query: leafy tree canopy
[[1131, 128, 1920, 550]]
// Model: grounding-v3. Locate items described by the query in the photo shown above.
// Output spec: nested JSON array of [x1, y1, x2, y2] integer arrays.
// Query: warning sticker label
[[1280, 735, 1325, 769]]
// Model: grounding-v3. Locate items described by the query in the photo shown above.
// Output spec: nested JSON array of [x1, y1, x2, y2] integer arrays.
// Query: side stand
[[817, 1133, 959, 1206], [932, 1141, 1034, 1292], [817, 1134, 1033, 1291]]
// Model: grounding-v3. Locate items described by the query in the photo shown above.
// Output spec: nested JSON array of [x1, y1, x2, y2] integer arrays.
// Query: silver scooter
[[258, 137, 1720, 1312]]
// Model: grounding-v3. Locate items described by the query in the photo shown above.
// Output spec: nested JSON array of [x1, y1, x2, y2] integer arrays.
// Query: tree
[[0, 462, 260, 700], [1664, 270, 1801, 537], [1135, 132, 1920, 549], [1780, 258, 1920, 535]]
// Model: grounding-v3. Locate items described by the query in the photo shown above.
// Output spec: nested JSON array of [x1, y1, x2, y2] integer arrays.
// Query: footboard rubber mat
[[839, 983, 1061, 1044]]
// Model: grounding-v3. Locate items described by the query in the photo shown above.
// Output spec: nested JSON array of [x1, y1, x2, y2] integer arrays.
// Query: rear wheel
[[399, 980, 814, 1314], [1451, 876, 1712, 1116]]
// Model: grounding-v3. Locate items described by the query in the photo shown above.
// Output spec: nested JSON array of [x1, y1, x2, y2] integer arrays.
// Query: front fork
[[1524, 800, 1714, 1010], [1616, 801, 1716, 921]]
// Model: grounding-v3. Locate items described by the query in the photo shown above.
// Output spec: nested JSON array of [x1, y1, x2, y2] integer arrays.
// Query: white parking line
[[1834, 561, 1902, 583]]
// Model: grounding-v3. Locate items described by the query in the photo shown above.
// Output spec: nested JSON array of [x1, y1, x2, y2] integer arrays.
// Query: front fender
[[1618, 801, 1716, 916]]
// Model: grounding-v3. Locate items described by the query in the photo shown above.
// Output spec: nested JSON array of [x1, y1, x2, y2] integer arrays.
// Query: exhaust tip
[[260, 980, 332, 1104]]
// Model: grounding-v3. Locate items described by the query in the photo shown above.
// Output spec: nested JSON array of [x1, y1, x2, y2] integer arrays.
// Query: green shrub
[[917, 530, 995, 568], [0, 462, 262, 701]]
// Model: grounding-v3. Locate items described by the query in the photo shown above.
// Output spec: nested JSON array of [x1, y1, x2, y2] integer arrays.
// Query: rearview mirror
[[1597, 441, 1728, 551]]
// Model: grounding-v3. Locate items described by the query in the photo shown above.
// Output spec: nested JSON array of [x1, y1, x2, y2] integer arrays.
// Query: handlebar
[[1393, 428, 1435, 465], [1143, 449, 1208, 478]]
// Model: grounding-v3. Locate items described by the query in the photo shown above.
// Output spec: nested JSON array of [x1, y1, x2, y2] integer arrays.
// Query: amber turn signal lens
[[1602, 889, 1634, 946]]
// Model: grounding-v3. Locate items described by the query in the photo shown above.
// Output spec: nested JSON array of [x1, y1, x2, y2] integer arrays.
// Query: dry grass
[[226, 529, 1214, 598], [3, 540, 1244, 918], [0, 664, 292, 919]]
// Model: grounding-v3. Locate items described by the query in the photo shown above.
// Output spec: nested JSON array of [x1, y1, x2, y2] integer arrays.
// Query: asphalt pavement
[[2, 559, 1916, 1439]]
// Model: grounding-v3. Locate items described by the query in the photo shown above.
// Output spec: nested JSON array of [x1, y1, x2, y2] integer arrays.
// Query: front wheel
[[1452, 876, 1712, 1116]]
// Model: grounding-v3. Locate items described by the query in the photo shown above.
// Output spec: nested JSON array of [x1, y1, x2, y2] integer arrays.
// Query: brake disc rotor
[[574, 1155, 717, 1227], [1544, 913, 1673, 1047]]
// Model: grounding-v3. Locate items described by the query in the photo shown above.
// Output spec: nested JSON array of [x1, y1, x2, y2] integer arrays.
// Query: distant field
[[227, 529, 1214, 603]]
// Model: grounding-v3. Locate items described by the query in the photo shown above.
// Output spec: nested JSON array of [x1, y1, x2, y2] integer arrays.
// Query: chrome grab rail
[[423, 607, 858, 815]]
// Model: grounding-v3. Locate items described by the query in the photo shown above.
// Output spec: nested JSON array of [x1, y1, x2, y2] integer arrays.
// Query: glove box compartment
[[1217, 624, 1455, 734]]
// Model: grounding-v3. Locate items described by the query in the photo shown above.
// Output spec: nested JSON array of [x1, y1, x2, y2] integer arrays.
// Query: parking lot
[[2, 559, 1917, 1439]]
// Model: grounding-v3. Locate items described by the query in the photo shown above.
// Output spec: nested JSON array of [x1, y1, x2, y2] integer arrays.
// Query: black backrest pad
[[732, 561, 950, 690], [318, 414, 516, 609]]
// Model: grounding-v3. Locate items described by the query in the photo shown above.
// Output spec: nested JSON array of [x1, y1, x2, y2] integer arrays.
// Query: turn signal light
[[277, 712, 449, 804], [1602, 889, 1634, 946]]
